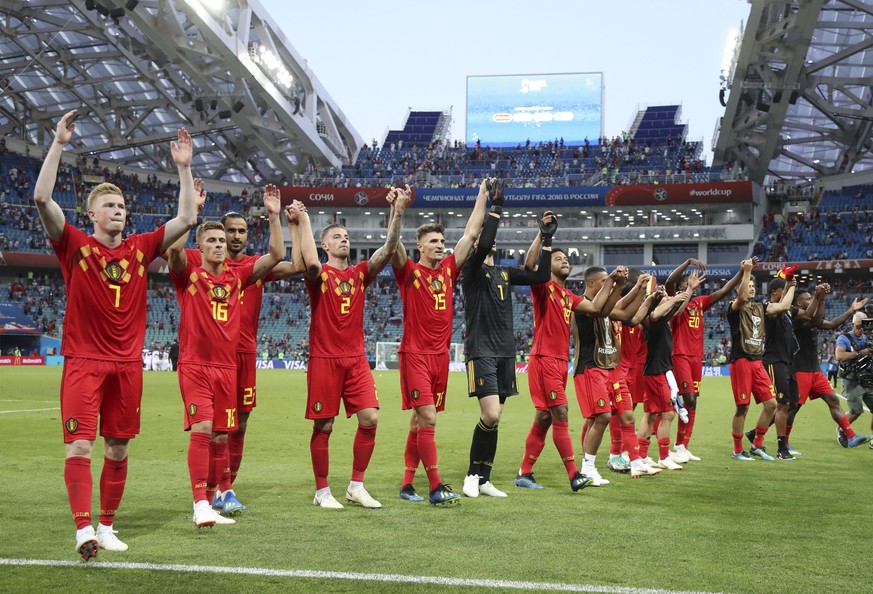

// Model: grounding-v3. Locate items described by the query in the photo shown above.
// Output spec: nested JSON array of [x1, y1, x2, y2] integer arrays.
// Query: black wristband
[[490, 205, 503, 216], [542, 235, 553, 247]]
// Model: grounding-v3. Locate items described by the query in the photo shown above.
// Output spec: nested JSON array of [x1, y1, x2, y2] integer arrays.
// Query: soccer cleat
[[744, 428, 756, 445], [313, 491, 344, 509], [787, 445, 802, 457], [570, 471, 593, 492], [346, 486, 382, 509], [219, 491, 247, 515], [676, 445, 701, 461], [211, 492, 223, 512], [584, 468, 611, 486], [193, 500, 236, 526], [399, 484, 424, 502], [749, 445, 775, 461], [95, 525, 128, 552], [75, 526, 98, 561], [429, 483, 461, 506], [657, 457, 684, 470], [669, 449, 689, 464], [847, 434, 872, 448], [837, 427, 849, 448], [607, 455, 631, 473], [478, 481, 507, 497], [732, 450, 755, 461], [641, 456, 656, 467], [514, 472, 544, 489], [869, 440, 873, 450], [776, 449, 796, 460], [631, 463, 663, 478], [462, 474, 480, 498]]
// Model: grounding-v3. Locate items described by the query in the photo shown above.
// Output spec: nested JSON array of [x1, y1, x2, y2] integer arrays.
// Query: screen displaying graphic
[[466, 73, 603, 148]]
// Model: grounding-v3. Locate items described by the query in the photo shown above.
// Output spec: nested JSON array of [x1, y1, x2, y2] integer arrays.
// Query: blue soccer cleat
[[219, 491, 247, 515], [570, 471, 593, 492], [514, 472, 544, 489], [847, 434, 872, 448], [399, 484, 424, 502], [749, 445, 775, 461], [732, 450, 755, 461], [429, 483, 461, 506]]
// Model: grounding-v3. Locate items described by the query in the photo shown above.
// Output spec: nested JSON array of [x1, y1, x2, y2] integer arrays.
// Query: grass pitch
[[1, 367, 871, 593]]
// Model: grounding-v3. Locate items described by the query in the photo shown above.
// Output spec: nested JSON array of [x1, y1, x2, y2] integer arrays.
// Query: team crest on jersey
[[338, 281, 352, 295], [548, 390, 558, 401], [431, 279, 444, 293], [188, 404, 197, 416], [501, 271, 509, 281], [411, 389, 420, 401], [211, 285, 229, 301], [104, 261, 124, 282], [682, 381, 689, 389], [740, 393, 748, 402], [597, 398, 606, 408], [65, 417, 79, 433], [313, 401, 323, 413], [478, 378, 485, 386]]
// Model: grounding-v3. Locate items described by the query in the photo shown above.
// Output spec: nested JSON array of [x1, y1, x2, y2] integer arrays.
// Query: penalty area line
[[0, 558, 722, 594]]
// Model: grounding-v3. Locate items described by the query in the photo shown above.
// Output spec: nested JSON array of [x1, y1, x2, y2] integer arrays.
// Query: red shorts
[[178, 363, 237, 432], [528, 355, 569, 411], [236, 352, 257, 413], [399, 352, 449, 411], [795, 370, 833, 405], [672, 354, 702, 396], [60, 357, 143, 443], [644, 374, 673, 414], [306, 355, 379, 419], [729, 359, 776, 406], [621, 363, 645, 405], [574, 367, 611, 419], [607, 368, 633, 413]]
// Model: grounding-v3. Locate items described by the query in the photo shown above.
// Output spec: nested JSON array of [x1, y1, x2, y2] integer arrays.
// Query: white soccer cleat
[[193, 500, 236, 526], [462, 474, 480, 498], [584, 468, 610, 486], [96, 525, 128, 552], [669, 449, 690, 464], [630, 462, 663, 478], [657, 457, 684, 471], [75, 526, 98, 561], [346, 486, 382, 509], [641, 456, 656, 467], [478, 481, 507, 497], [676, 445, 701, 461], [313, 490, 344, 509]]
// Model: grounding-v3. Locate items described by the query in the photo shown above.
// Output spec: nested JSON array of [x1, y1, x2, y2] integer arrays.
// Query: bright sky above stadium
[[259, 0, 750, 161]]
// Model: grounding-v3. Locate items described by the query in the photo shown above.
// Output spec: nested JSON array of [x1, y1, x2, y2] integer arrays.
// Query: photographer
[[834, 311, 873, 445]]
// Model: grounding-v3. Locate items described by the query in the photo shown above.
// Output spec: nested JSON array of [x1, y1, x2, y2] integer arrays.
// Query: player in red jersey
[[183, 181, 305, 515], [293, 186, 409, 510], [166, 185, 284, 527], [665, 258, 747, 462], [393, 180, 489, 506], [34, 110, 198, 559]]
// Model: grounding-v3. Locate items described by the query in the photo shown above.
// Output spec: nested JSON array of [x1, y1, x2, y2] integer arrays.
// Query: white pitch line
[[0, 558, 723, 594], [0, 407, 60, 414]]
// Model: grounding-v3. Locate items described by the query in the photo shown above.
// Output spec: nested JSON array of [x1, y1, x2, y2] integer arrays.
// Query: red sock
[[552, 420, 577, 479], [310, 428, 331, 490], [228, 430, 246, 485], [609, 415, 623, 455], [351, 425, 377, 482], [657, 437, 671, 461], [838, 416, 857, 439], [785, 424, 793, 441], [676, 420, 687, 447], [521, 422, 549, 475], [682, 408, 697, 447], [402, 430, 419, 487], [208, 440, 229, 499], [417, 426, 441, 491], [652, 415, 661, 437], [620, 423, 640, 461], [65, 457, 92, 529], [99, 457, 128, 526], [638, 437, 651, 459], [187, 432, 211, 503], [754, 425, 768, 448], [581, 422, 589, 451], [732, 432, 744, 454]]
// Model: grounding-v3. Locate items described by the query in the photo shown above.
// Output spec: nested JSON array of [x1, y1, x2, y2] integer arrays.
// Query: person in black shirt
[[460, 179, 550, 498]]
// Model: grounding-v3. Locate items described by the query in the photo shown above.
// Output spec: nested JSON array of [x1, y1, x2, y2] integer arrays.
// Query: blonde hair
[[195, 221, 225, 243], [86, 183, 124, 210]]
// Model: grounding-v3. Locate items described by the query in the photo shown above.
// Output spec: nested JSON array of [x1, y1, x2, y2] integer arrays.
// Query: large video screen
[[466, 73, 603, 148]]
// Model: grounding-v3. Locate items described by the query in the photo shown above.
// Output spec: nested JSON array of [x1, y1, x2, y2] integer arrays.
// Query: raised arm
[[34, 110, 77, 241], [466, 179, 503, 271], [766, 279, 796, 316], [160, 128, 199, 251], [453, 179, 490, 268], [609, 273, 651, 321], [273, 206, 307, 280], [630, 292, 659, 326], [731, 258, 754, 311], [165, 176, 206, 275], [821, 296, 867, 330], [665, 258, 705, 296], [293, 200, 322, 281], [250, 184, 284, 282], [710, 257, 755, 305], [368, 185, 409, 280], [384, 189, 409, 270], [671, 270, 704, 319], [796, 283, 826, 326], [597, 267, 628, 317]]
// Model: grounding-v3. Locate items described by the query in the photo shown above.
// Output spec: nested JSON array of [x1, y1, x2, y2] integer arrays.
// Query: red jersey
[[305, 261, 371, 357], [186, 250, 274, 354], [530, 280, 585, 359], [620, 323, 644, 369], [670, 294, 713, 357], [171, 259, 254, 368], [50, 222, 165, 362], [394, 254, 458, 354]]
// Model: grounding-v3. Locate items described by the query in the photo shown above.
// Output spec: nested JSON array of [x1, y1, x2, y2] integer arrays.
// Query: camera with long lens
[[840, 355, 873, 388], [863, 304, 873, 330]]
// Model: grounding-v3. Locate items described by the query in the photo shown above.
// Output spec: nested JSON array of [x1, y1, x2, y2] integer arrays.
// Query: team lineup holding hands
[[35, 112, 871, 561]]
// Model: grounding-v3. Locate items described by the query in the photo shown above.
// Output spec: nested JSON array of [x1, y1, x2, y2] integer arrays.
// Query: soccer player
[[34, 110, 198, 559], [665, 258, 748, 461], [393, 180, 488, 506], [790, 285, 871, 451], [460, 180, 551, 498], [513, 226, 624, 491], [727, 259, 793, 461], [293, 186, 409, 509], [636, 275, 701, 471], [166, 185, 285, 527], [183, 181, 305, 515]]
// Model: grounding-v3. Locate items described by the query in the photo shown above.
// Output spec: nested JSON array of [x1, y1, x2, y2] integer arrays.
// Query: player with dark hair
[[166, 185, 285, 527], [293, 187, 409, 509], [34, 110, 198, 558], [727, 259, 793, 461], [392, 180, 488, 506], [460, 180, 551, 498], [665, 258, 748, 462]]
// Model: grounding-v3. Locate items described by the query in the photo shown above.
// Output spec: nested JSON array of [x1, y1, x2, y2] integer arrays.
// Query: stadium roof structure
[[714, 0, 873, 185], [0, 0, 363, 185]]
